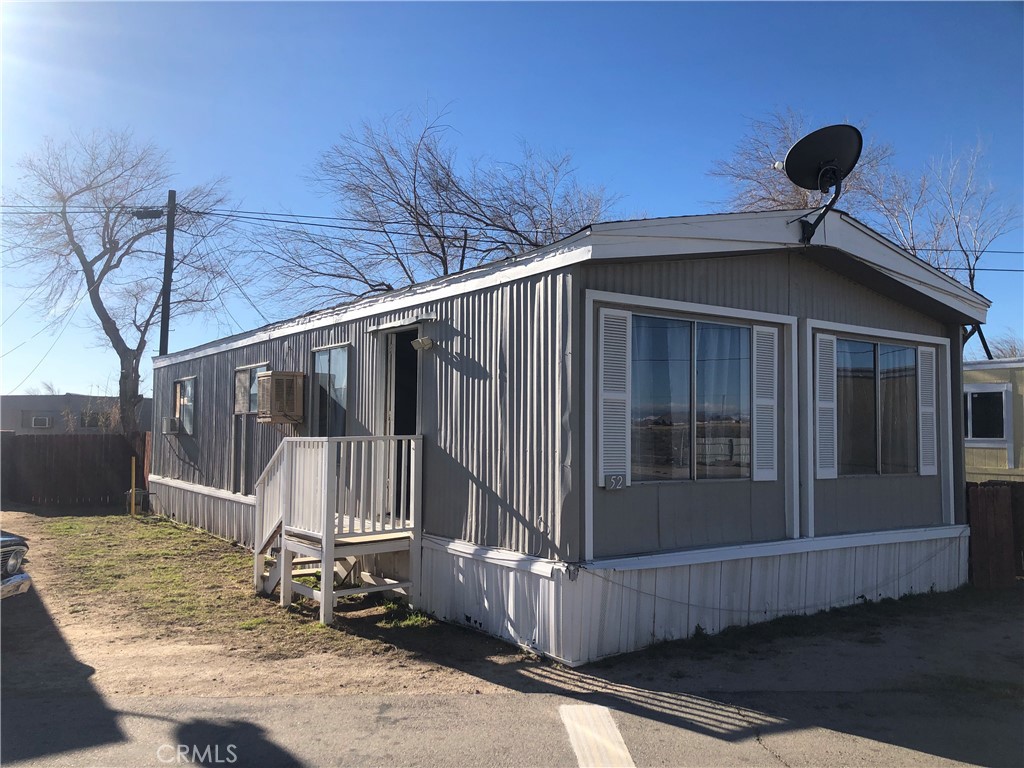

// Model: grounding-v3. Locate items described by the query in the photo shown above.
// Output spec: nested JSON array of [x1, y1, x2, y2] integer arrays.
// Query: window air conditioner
[[31, 416, 52, 429], [161, 416, 180, 435], [257, 371, 304, 424]]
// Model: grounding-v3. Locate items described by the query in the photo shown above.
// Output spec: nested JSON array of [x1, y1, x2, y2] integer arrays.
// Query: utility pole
[[159, 189, 176, 356]]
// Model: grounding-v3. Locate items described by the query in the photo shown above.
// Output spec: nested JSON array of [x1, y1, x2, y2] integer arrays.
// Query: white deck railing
[[254, 436, 422, 555]]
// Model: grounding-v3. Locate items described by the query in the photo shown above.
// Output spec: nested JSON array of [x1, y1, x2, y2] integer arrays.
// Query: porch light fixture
[[410, 336, 433, 351]]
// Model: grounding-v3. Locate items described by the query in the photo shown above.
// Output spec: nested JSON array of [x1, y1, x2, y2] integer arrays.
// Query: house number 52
[[604, 474, 625, 490]]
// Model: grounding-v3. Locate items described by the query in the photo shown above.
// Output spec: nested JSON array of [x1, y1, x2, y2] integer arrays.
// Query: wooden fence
[[1, 432, 150, 507], [967, 482, 1021, 589]]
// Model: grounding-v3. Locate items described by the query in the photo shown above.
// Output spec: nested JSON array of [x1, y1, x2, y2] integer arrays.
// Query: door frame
[[379, 325, 423, 437]]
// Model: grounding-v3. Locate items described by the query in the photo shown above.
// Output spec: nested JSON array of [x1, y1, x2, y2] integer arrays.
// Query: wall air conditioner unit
[[257, 371, 304, 424], [161, 416, 180, 435], [31, 416, 52, 429]]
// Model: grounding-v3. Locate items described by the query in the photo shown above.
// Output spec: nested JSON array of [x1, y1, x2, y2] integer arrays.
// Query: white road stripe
[[559, 704, 636, 768]]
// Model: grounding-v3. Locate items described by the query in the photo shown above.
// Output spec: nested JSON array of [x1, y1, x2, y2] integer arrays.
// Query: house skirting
[[418, 527, 970, 666], [148, 475, 256, 548]]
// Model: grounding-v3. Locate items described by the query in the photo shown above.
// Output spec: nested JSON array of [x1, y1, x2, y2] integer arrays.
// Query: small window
[[966, 391, 1004, 439], [963, 382, 1013, 471], [174, 378, 196, 435], [80, 412, 101, 429], [312, 346, 348, 437], [235, 365, 267, 414]]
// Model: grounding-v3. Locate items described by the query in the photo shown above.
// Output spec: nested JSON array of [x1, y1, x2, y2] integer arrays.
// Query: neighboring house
[[149, 209, 987, 665], [0, 394, 153, 435], [963, 358, 1023, 482]]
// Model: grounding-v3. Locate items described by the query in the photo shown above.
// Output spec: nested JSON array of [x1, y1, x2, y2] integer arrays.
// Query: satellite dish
[[777, 124, 863, 244]]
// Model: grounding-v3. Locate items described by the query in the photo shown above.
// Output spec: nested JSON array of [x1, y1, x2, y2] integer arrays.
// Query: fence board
[[968, 485, 1015, 589], [1, 432, 147, 507]]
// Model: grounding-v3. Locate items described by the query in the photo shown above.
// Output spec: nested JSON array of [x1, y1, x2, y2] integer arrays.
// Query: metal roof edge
[[964, 357, 1024, 370], [154, 235, 593, 367]]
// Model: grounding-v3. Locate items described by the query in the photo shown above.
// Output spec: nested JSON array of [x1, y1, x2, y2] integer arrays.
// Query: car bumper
[[1, 572, 32, 599]]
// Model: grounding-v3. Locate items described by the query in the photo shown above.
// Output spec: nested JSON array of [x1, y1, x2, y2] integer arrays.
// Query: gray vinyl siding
[[582, 251, 945, 337], [585, 295, 789, 558], [580, 250, 950, 558], [813, 475, 942, 535], [151, 271, 578, 560]]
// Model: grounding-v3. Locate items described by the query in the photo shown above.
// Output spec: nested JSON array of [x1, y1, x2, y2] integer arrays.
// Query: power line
[[5, 202, 1024, 254], [4, 296, 86, 393]]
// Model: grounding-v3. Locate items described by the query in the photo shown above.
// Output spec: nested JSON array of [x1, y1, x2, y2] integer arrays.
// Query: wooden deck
[[253, 436, 422, 623]]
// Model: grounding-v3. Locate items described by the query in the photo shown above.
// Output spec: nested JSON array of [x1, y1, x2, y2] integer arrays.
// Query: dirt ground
[[3, 504, 1023, 715]]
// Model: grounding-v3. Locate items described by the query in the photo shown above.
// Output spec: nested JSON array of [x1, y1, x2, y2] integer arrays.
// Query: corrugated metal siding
[[151, 271, 576, 560], [421, 533, 969, 665], [420, 273, 574, 559], [149, 479, 256, 547]]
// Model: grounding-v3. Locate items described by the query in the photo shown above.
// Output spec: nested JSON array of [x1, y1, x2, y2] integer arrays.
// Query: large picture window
[[312, 346, 348, 437], [631, 315, 751, 481], [835, 339, 917, 475]]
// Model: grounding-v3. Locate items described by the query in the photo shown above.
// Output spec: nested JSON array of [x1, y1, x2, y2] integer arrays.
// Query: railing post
[[279, 440, 294, 608], [320, 441, 334, 625], [253, 478, 264, 591], [409, 436, 423, 607]]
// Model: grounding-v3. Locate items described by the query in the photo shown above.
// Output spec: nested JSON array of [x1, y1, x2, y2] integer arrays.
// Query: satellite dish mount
[[778, 125, 863, 244]]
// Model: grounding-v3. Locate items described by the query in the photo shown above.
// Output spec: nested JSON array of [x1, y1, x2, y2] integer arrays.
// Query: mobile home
[[149, 209, 987, 665]]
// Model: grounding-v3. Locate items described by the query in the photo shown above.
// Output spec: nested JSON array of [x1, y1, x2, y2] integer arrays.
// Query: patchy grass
[[40, 512, 406, 660], [376, 598, 435, 629]]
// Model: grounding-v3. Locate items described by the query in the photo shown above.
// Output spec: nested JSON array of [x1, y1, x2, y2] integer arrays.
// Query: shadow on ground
[[1, 588, 126, 762], [1, 501, 124, 520], [331, 584, 1024, 767]]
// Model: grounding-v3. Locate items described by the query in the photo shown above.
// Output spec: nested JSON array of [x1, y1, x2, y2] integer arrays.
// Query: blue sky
[[2, 1, 1022, 396]]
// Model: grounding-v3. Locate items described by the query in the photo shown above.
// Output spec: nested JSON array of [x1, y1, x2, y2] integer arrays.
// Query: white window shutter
[[751, 325, 778, 482], [918, 346, 938, 476], [815, 334, 838, 479], [598, 309, 631, 487]]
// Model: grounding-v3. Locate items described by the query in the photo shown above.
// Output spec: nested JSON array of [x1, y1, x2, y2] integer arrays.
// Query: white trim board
[[964, 358, 1024, 371], [421, 535, 557, 578], [149, 474, 256, 506], [588, 525, 969, 571]]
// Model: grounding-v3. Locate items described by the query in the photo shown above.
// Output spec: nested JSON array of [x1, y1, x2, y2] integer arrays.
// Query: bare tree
[[709, 108, 895, 215], [987, 331, 1024, 359], [929, 144, 1020, 290], [255, 112, 617, 310], [24, 381, 61, 396], [710, 111, 1020, 289], [3, 130, 240, 434]]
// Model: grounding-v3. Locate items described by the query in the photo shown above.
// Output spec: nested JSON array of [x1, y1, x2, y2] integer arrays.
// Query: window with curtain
[[837, 340, 877, 475], [631, 315, 691, 481], [630, 315, 751, 481], [836, 339, 917, 475], [879, 344, 918, 473]]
